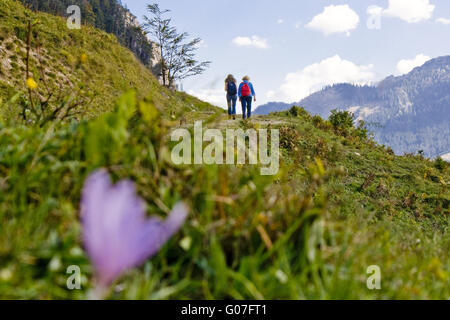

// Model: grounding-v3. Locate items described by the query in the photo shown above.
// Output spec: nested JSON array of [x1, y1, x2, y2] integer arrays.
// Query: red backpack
[[241, 82, 251, 97]]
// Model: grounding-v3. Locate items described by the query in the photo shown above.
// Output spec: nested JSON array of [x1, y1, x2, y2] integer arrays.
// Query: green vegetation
[[0, 0, 155, 119], [0, 0, 217, 124], [143, 3, 211, 87], [18, 0, 153, 66], [0, 0, 449, 300], [329, 109, 355, 130]]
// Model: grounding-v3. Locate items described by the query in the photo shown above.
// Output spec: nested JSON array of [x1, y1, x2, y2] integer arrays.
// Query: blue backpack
[[227, 82, 237, 95]]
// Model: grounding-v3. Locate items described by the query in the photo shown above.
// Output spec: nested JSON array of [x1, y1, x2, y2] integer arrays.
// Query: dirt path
[[205, 115, 292, 129]]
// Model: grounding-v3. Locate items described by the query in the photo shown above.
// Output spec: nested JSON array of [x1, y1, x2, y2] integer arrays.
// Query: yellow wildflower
[[80, 53, 88, 63], [26, 78, 38, 90]]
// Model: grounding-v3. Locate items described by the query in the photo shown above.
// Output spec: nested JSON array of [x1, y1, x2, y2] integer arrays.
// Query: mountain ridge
[[255, 56, 450, 157]]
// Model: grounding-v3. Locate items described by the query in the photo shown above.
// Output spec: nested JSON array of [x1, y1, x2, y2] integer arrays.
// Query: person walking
[[225, 74, 238, 120], [238, 76, 256, 120]]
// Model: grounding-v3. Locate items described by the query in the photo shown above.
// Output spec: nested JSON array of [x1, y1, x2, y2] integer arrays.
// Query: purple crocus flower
[[81, 170, 188, 287]]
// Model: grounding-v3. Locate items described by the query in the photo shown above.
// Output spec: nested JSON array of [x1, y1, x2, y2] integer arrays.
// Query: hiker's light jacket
[[238, 80, 256, 97]]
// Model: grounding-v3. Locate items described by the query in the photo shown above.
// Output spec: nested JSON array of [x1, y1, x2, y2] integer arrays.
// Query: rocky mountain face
[[255, 56, 450, 158]]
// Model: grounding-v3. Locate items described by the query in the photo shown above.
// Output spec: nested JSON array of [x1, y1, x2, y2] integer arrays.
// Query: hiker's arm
[[251, 83, 256, 101]]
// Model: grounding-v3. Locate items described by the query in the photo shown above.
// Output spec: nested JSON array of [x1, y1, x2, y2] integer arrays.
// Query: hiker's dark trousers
[[241, 96, 252, 119], [227, 94, 237, 115]]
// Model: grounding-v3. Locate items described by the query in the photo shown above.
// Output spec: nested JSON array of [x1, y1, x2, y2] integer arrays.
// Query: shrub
[[313, 137, 330, 159], [312, 115, 323, 127], [289, 106, 300, 117], [311, 115, 333, 132], [279, 125, 301, 151], [329, 109, 355, 131], [289, 106, 308, 118], [354, 120, 368, 140], [386, 146, 395, 155], [434, 157, 447, 172]]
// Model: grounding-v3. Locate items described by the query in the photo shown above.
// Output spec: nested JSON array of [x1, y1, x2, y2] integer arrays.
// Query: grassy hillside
[[0, 0, 217, 121], [17, 0, 154, 66], [0, 0, 448, 300]]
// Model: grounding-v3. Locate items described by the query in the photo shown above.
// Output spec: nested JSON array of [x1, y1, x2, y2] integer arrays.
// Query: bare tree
[[143, 3, 210, 87]]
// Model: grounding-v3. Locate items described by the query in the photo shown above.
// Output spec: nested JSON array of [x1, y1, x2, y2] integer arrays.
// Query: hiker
[[225, 74, 238, 120], [238, 76, 256, 120]]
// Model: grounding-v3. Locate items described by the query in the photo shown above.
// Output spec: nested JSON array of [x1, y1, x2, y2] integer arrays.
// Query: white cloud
[[187, 89, 225, 108], [231, 36, 269, 49], [266, 90, 276, 100], [277, 19, 284, 24], [272, 55, 375, 102], [396, 54, 431, 75], [384, 0, 435, 23], [441, 153, 450, 162], [436, 18, 450, 25], [306, 5, 360, 36]]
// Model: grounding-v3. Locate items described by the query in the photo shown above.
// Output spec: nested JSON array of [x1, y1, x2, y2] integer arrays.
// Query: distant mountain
[[255, 56, 450, 157], [255, 101, 291, 115]]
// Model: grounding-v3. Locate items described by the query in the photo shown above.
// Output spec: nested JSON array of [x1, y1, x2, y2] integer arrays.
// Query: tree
[[329, 109, 355, 131], [143, 3, 210, 87]]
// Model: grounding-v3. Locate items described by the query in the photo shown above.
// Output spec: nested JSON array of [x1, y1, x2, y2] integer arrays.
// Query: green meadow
[[0, 0, 448, 299]]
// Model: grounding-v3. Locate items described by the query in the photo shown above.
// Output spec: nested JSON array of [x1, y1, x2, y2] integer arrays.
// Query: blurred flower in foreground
[[80, 53, 88, 64], [26, 77, 38, 90], [81, 170, 188, 289]]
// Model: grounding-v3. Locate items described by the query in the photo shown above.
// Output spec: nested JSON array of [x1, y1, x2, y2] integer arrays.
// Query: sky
[[121, 0, 450, 109]]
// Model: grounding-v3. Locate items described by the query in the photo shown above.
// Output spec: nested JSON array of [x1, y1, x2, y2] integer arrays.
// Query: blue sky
[[122, 0, 450, 109]]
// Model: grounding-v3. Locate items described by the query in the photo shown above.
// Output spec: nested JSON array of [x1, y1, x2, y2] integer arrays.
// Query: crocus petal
[[80, 170, 188, 286], [137, 202, 189, 260]]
